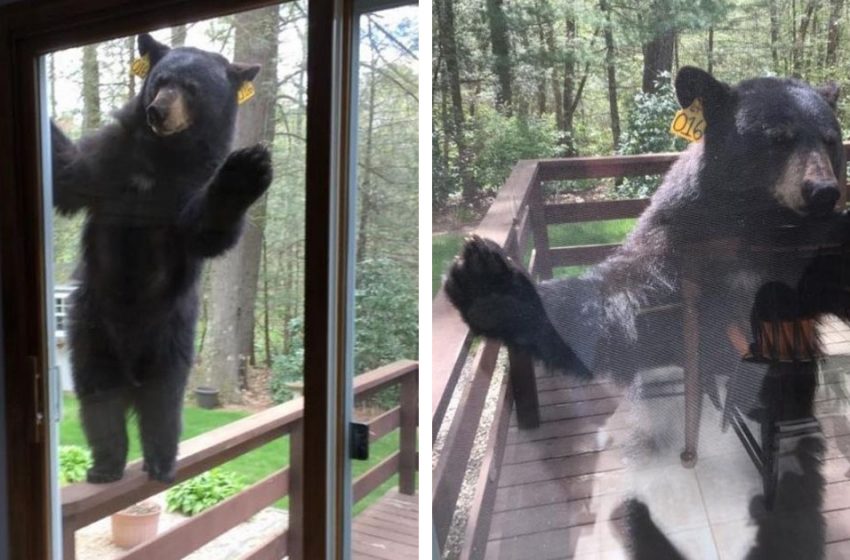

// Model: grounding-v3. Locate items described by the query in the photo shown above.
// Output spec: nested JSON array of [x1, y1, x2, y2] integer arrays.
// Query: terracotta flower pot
[[111, 501, 161, 549]]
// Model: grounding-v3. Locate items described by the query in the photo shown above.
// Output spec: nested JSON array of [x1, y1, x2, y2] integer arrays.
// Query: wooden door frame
[[0, 0, 354, 557]]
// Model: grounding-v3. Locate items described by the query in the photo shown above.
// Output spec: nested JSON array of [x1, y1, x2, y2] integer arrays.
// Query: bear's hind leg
[[135, 378, 186, 483], [80, 389, 131, 483]]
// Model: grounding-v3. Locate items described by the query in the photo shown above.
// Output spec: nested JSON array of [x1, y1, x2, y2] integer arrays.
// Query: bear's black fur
[[446, 67, 850, 404], [52, 33, 272, 483]]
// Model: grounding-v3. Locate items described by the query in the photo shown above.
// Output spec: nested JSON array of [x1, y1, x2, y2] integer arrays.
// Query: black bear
[[52, 33, 272, 483], [446, 66, 850, 408]]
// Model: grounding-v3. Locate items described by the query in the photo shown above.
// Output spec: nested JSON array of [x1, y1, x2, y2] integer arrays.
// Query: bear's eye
[[764, 125, 796, 145], [823, 131, 840, 147], [182, 82, 198, 96]]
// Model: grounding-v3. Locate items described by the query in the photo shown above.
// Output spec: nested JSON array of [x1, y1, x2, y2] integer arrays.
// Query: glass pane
[[432, 7, 850, 560], [348, 3, 419, 558], [44, 4, 312, 557]]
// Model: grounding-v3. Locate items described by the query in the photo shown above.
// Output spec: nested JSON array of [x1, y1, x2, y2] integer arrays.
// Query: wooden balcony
[[433, 148, 850, 559], [62, 359, 418, 560]]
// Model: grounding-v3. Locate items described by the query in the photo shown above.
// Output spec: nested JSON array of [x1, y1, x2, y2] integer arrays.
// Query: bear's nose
[[803, 180, 841, 216], [146, 104, 166, 127]]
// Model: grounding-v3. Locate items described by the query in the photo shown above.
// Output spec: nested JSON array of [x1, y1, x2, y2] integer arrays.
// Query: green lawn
[[59, 394, 408, 514], [432, 233, 463, 296], [431, 218, 637, 292]]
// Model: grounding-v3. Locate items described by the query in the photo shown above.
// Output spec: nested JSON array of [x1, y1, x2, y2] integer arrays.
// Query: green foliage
[[354, 258, 417, 375], [468, 105, 561, 196], [269, 318, 304, 404], [617, 74, 687, 198], [58, 445, 92, 485], [165, 468, 245, 516]]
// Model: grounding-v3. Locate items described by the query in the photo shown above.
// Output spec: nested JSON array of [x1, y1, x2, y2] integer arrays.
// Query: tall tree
[[600, 0, 621, 150], [642, 20, 675, 92], [435, 0, 476, 204], [171, 24, 187, 47], [826, 0, 843, 65], [199, 5, 278, 403], [792, 0, 818, 77], [81, 44, 101, 133], [486, 0, 513, 111]]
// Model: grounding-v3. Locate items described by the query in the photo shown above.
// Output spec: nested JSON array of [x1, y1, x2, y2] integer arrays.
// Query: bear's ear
[[228, 63, 262, 84], [138, 33, 170, 66], [675, 66, 731, 123], [817, 81, 840, 111]]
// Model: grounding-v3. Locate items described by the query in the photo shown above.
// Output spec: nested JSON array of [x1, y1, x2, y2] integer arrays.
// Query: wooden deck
[[352, 490, 418, 560], [484, 321, 850, 560]]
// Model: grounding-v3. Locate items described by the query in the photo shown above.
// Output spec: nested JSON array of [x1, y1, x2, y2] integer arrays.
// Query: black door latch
[[350, 422, 369, 460]]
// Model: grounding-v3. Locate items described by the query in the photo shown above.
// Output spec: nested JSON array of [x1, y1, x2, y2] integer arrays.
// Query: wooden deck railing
[[431, 145, 850, 558], [62, 359, 418, 560]]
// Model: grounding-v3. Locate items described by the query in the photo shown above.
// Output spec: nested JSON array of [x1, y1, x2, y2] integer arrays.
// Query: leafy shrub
[[59, 445, 92, 485], [269, 258, 416, 409], [617, 73, 687, 198], [354, 258, 417, 375], [469, 105, 560, 196], [270, 317, 304, 404], [165, 468, 244, 516]]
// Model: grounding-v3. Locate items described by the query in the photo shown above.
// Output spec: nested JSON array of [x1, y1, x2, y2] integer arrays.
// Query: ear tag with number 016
[[670, 98, 706, 142], [131, 54, 150, 78], [237, 81, 255, 104]]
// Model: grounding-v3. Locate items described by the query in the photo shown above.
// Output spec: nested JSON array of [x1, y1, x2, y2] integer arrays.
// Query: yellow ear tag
[[131, 54, 150, 78], [670, 98, 706, 142], [237, 81, 255, 104]]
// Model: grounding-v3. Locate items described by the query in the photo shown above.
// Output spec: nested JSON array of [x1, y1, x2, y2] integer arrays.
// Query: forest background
[[432, 0, 850, 227], [51, 2, 419, 406]]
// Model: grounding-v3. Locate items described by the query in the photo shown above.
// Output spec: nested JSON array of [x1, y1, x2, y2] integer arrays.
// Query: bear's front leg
[[51, 121, 92, 215], [185, 144, 273, 257], [445, 236, 590, 375]]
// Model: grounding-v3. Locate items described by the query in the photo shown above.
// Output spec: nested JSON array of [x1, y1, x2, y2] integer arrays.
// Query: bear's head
[[675, 66, 845, 220], [136, 33, 260, 142]]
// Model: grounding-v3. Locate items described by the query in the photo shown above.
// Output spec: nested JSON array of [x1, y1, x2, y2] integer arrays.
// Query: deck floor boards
[[353, 490, 418, 560], [485, 320, 850, 559]]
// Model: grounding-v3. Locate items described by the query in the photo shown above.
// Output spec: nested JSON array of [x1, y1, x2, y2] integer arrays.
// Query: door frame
[[0, 0, 356, 557]]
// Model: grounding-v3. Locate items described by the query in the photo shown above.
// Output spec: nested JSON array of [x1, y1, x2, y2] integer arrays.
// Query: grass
[[431, 218, 637, 291], [432, 233, 463, 296], [59, 394, 409, 514]]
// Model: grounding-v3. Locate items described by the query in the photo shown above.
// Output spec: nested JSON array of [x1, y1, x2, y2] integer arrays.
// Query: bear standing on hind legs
[[52, 33, 272, 483]]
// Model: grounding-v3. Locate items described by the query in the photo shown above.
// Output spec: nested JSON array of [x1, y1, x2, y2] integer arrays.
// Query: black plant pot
[[194, 386, 220, 409]]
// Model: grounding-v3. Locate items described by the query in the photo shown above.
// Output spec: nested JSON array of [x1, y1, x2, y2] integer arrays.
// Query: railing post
[[508, 348, 539, 429], [63, 522, 76, 560], [529, 178, 553, 280], [399, 371, 418, 495], [288, 420, 304, 560]]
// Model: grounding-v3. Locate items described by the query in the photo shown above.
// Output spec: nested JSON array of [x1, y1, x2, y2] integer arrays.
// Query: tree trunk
[[770, 0, 780, 70], [540, 3, 562, 129], [562, 14, 577, 155], [81, 44, 101, 133], [826, 0, 843, 64], [600, 0, 621, 151], [436, 0, 476, 204], [125, 36, 136, 100], [171, 24, 187, 47], [534, 6, 549, 115], [486, 0, 512, 111], [199, 6, 278, 403], [792, 0, 818, 77], [707, 27, 714, 74], [641, 16, 675, 94], [357, 21, 378, 265]]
